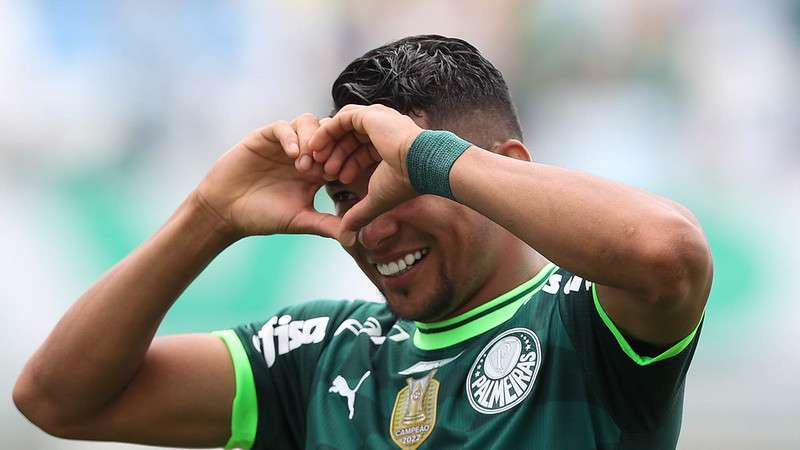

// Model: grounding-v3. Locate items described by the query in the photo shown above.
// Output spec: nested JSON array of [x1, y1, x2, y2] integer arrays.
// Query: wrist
[[405, 130, 472, 200], [184, 191, 242, 247], [399, 127, 424, 181]]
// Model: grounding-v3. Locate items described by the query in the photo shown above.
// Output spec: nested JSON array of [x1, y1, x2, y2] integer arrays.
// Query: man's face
[[325, 118, 503, 322]]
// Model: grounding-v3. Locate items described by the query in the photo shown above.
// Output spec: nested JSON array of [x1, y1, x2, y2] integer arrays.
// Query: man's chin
[[375, 267, 457, 322], [382, 292, 421, 321], [385, 299, 429, 322], [383, 290, 454, 323]]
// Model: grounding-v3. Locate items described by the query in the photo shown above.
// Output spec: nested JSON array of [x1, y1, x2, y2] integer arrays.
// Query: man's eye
[[332, 191, 358, 203]]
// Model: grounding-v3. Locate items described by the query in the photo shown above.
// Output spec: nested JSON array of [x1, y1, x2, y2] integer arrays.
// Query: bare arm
[[13, 195, 235, 445], [449, 148, 712, 345], [307, 104, 713, 347], [13, 114, 338, 445]]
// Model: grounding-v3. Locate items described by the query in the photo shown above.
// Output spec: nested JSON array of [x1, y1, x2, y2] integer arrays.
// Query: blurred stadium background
[[1, 1, 798, 449]]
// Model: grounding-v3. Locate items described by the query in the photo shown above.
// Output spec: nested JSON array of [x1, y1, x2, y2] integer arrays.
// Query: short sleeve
[[214, 300, 361, 450], [555, 269, 703, 433]]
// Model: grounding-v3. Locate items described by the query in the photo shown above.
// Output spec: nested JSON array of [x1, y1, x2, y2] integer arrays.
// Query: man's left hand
[[306, 104, 423, 245]]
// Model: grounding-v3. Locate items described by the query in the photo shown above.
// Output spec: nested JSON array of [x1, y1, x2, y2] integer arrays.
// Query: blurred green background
[[1, 1, 798, 449]]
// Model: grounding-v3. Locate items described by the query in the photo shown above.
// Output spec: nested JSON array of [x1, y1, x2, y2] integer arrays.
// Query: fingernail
[[300, 155, 312, 170], [289, 143, 299, 156]]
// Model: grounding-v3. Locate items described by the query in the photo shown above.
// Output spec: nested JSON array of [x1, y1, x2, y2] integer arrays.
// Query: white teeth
[[375, 248, 428, 277]]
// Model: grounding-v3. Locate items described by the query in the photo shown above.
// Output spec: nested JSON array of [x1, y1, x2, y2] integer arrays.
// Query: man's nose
[[358, 212, 400, 250]]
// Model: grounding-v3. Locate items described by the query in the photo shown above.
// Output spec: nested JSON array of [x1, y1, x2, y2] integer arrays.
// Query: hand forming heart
[[302, 104, 424, 246]]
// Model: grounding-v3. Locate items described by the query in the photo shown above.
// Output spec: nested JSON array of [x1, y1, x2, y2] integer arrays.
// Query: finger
[[339, 195, 393, 246], [293, 158, 327, 180], [315, 132, 359, 164], [291, 209, 342, 239], [267, 120, 299, 158], [295, 154, 314, 172], [339, 146, 377, 184], [292, 113, 319, 159], [312, 142, 334, 162], [241, 121, 295, 157], [339, 158, 361, 185], [304, 161, 326, 180], [353, 132, 376, 160], [335, 104, 362, 115], [312, 118, 336, 162], [354, 131, 371, 144], [323, 136, 361, 176], [308, 106, 365, 153], [355, 143, 379, 166]]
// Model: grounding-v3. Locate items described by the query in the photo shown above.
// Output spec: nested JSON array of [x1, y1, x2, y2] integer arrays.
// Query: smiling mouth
[[374, 248, 429, 277]]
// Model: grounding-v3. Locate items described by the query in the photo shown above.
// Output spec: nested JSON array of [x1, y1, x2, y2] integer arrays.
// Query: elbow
[[13, 374, 50, 434], [14, 374, 58, 436], [13, 371, 82, 439], [12, 375, 34, 421], [640, 214, 713, 309]]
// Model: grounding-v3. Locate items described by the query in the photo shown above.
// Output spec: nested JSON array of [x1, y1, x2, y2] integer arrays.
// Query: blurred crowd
[[1, 1, 798, 448]]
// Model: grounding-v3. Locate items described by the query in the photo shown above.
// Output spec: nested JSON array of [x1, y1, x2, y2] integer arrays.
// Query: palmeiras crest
[[466, 327, 542, 414]]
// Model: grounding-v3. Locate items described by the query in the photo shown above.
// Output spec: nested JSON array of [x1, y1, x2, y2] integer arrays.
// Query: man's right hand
[[194, 113, 341, 240]]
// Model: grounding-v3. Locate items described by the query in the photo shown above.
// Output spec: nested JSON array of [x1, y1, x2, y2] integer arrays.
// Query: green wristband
[[406, 130, 472, 200]]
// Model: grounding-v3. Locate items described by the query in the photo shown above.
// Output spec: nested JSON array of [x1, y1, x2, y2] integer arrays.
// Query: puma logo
[[329, 370, 371, 420]]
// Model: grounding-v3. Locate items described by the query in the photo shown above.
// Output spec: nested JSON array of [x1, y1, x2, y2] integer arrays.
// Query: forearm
[[15, 193, 235, 424], [450, 147, 707, 295]]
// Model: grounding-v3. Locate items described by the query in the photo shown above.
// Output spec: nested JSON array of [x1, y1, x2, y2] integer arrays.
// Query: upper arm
[[597, 210, 713, 346], [56, 333, 235, 448]]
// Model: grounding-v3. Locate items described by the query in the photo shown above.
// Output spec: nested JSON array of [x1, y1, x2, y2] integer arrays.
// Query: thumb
[[291, 209, 342, 239], [338, 194, 393, 247]]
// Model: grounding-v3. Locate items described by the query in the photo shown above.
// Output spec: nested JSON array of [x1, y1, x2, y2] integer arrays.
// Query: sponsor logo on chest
[[251, 314, 329, 367], [466, 327, 542, 414]]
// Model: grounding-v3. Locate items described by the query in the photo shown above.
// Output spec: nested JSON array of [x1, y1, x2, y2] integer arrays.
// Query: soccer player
[[14, 35, 712, 450]]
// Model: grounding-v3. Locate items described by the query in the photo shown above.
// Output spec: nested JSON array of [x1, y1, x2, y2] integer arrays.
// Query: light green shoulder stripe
[[212, 330, 257, 450], [591, 284, 703, 366]]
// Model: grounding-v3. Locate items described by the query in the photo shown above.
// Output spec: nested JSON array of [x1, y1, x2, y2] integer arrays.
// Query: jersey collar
[[412, 263, 557, 351]]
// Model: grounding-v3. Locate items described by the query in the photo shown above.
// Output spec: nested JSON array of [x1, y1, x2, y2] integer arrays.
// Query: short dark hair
[[331, 35, 523, 147]]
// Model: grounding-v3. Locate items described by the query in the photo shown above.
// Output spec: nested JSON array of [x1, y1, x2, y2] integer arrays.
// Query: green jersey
[[214, 263, 702, 450]]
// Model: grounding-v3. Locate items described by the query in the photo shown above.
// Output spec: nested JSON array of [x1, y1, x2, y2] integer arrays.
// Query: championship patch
[[390, 369, 439, 450], [466, 327, 541, 414]]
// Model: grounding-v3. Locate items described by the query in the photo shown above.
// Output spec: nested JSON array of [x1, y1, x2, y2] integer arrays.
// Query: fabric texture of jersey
[[215, 264, 702, 450]]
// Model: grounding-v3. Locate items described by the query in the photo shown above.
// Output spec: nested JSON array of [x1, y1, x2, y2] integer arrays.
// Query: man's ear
[[493, 139, 532, 162]]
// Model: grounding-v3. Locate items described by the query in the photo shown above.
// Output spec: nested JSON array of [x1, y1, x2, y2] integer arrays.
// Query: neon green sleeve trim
[[591, 284, 703, 366], [212, 330, 257, 450]]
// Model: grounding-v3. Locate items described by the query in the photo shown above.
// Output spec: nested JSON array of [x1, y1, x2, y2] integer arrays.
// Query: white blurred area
[[1, 1, 798, 449]]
